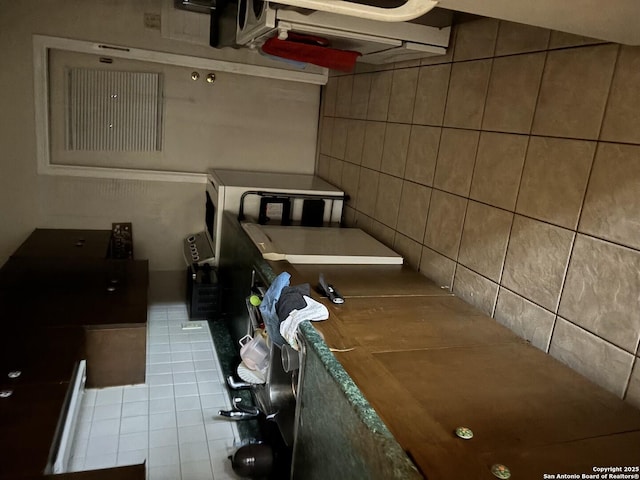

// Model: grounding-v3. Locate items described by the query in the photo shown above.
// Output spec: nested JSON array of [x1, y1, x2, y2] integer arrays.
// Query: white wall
[[0, 0, 321, 270]]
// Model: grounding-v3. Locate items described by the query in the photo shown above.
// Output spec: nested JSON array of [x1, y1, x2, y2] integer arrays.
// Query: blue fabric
[[259, 272, 291, 346]]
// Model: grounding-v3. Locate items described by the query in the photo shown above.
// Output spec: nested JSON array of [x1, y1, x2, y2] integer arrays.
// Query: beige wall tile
[[482, 53, 546, 134], [380, 123, 411, 177], [443, 60, 492, 129], [413, 64, 451, 126], [458, 201, 513, 283], [494, 288, 556, 352], [367, 71, 393, 121], [330, 118, 349, 160], [370, 219, 396, 248], [319, 117, 333, 156], [356, 168, 379, 217], [452, 265, 499, 316], [579, 143, 640, 250], [396, 181, 431, 242], [328, 158, 344, 188], [344, 119, 366, 165], [532, 45, 618, 140], [394, 59, 421, 69], [423, 190, 467, 260], [361, 121, 386, 170], [470, 132, 527, 211], [433, 128, 479, 196], [323, 78, 337, 117], [495, 21, 550, 56], [453, 18, 499, 61], [317, 154, 331, 180], [341, 162, 360, 209], [601, 46, 640, 144], [516, 137, 596, 229], [350, 74, 372, 120], [374, 173, 403, 228], [549, 318, 634, 398], [342, 204, 356, 226], [405, 126, 440, 187], [420, 246, 456, 289], [393, 233, 422, 270], [548, 31, 605, 49], [387, 68, 419, 123], [335, 75, 354, 117], [354, 211, 374, 231], [559, 235, 640, 353], [502, 215, 574, 311], [626, 360, 640, 410]]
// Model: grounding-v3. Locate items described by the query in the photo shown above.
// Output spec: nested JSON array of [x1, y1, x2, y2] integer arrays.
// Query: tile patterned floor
[[69, 303, 242, 480]]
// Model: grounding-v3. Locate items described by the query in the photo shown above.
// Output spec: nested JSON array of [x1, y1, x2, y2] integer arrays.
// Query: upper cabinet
[[437, 0, 640, 45]]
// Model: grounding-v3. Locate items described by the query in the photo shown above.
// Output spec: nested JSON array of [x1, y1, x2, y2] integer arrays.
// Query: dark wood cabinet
[[0, 228, 147, 479]]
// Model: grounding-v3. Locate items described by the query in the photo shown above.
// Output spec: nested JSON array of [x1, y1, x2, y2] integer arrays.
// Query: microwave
[[183, 169, 345, 267]]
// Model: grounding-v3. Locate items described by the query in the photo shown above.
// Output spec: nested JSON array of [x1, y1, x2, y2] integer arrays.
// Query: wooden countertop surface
[[279, 261, 640, 479]]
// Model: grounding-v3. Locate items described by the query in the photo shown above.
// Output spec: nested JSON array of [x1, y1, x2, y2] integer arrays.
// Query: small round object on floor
[[455, 426, 474, 440], [491, 463, 511, 479]]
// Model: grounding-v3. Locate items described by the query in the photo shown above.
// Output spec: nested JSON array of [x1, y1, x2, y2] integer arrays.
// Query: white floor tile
[[148, 464, 181, 480], [68, 456, 86, 472], [149, 344, 171, 355], [119, 431, 149, 452], [178, 425, 207, 445], [193, 360, 217, 372], [179, 442, 211, 463], [82, 389, 97, 407], [122, 400, 149, 418], [87, 434, 119, 456], [177, 409, 204, 427], [84, 453, 117, 471], [149, 385, 174, 400], [149, 411, 177, 431], [199, 394, 227, 410], [123, 385, 149, 403], [204, 422, 234, 442], [170, 342, 192, 353], [181, 459, 214, 480], [120, 415, 149, 434], [93, 403, 122, 421], [192, 350, 214, 361], [116, 448, 147, 467], [148, 363, 172, 375], [148, 352, 172, 365], [95, 387, 124, 406], [91, 418, 121, 438], [197, 382, 224, 396], [149, 427, 179, 448], [173, 372, 197, 385], [191, 342, 213, 352], [176, 396, 202, 412], [173, 362, 196, 374], [174, 383, 199, 398], [148, 445, 180, 468], [150, 397, 175, 414], [148, 373, 174, 386], [171, 352, 193, 363]]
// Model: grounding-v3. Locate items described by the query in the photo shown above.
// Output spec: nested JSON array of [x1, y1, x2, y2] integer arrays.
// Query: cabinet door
[[0, 383, 69, 479], [0, 327, 84, 387]]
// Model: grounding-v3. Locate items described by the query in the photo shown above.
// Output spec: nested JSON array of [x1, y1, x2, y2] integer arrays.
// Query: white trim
[[32, 35, 327, 183]]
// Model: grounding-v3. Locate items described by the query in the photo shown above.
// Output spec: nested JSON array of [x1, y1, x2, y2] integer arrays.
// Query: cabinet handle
[[7, 371, 21, 379], [0, 390, 13, 398], [107, 286, 116, 292]]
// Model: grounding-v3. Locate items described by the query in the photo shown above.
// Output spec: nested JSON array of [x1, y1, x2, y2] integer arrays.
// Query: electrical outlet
[[144, 13, 161, 30]]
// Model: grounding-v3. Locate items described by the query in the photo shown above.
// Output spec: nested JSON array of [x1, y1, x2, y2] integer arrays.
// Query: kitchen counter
[[275, 262, 640, 479], [217, 212, 640, 479]]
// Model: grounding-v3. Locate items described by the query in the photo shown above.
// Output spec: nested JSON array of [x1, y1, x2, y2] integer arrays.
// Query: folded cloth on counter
[[259, 272, 291, 347], [261, 32, 361, 72], [276, 284, 311, 322], [279, 295, 329, 350]]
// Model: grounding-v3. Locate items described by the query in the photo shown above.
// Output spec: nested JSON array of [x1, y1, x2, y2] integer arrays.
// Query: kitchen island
[[217, 212, 640, 479]]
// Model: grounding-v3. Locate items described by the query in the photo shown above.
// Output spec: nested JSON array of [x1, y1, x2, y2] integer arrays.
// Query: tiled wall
[[316, 18, 640, 408]]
